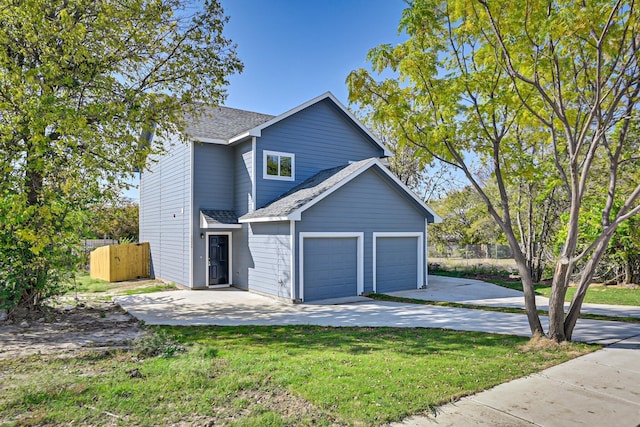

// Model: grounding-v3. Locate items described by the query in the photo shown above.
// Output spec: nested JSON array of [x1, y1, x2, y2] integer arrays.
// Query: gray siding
[[248, 221, 292, 299], [232, 225, 250, 288], [191, 142, 235, 287], [193, 142, 234, 211], [376, 237, 419, 293], [139, 134, 191, 287], [303, 237, 358, 301], [234, 140, 253, 216], [295, 168, 427, 298], [230, 141, 254, 289], [255, 99, 384, 208]]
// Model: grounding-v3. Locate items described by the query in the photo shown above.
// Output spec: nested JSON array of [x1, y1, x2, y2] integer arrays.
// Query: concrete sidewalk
[[391, 275, 640, 318], [392, 333, 640, 427]]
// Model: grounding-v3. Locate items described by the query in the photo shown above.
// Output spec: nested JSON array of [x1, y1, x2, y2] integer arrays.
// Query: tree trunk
[[564, 239, 612, 340], [505, 231, 545, 336], [548, 260, 571, 342], [19, 150, 47, 309]]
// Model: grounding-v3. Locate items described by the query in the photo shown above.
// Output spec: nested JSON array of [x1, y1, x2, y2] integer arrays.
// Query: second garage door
[[374, 234, 422, 293], [302, 236, 359, 302]]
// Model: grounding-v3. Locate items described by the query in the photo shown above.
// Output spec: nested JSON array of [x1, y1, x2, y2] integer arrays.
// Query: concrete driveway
[[114, 278, 640, 345], [395, 275, 640, 318]]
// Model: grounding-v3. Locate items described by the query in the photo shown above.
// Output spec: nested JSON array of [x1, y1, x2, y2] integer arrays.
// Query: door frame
[[372, 232, 424, 293], [205, 231, 233, 287], [298, 232, 364, 302]]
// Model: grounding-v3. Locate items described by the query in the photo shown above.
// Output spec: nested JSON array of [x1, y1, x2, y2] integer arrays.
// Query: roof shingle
[[239, 158, 375, 221], [184, 106, 274, 141], [201, 210, 239, 225]]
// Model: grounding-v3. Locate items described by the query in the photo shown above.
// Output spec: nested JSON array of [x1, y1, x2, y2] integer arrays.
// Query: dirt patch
[[0, 279, 179, 359], [0, 298, 147, 360], [205, 389, 339, 426]]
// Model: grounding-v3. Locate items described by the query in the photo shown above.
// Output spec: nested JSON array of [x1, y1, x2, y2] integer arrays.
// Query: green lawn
[[431, 269, 640, 306], [491, 279, 640, 306], [65, 273, 175, 298], [534, 285, 640, 306], [0, 326, 595, 426], [68, 273, 112, 292]]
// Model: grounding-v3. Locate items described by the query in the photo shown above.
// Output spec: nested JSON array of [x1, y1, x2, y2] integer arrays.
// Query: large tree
[[0, 0, 242, 309], [348, 0, 640, 341], [86, 198, 140, 242], [364, 120, 462, 202], [429, 185, 503, 249]]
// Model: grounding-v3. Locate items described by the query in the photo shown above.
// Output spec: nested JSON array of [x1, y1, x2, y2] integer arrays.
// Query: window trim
[[263, 150, 295, 181]]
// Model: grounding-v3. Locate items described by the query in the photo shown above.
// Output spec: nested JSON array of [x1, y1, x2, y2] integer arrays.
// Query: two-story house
[[139, 92, 441, 302]]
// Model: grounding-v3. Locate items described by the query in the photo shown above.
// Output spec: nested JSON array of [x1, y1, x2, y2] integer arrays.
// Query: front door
[[208, 235, 229, 285]]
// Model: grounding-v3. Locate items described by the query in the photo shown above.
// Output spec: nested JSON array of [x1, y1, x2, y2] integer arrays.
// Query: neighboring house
[[139, 92, 442, 302]]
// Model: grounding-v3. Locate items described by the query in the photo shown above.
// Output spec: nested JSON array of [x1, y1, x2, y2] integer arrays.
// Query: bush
[[134, 330, 186, 358]]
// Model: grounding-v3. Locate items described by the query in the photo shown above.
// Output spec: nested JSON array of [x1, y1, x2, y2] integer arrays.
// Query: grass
[[69, 273, 112, 293], [65, 273, 176, 298], [116, 284, 177, 296], [430, 266, 640, 307], [0, 326, 596, 426], [534, 285, 640, 306]]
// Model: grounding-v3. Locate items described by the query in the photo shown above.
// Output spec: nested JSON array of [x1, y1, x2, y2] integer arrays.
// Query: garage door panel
[[303, 237, 358, 301], [376, 237, 418, 293]]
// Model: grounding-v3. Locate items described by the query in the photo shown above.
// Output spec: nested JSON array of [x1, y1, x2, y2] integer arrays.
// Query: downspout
[[290, 220, 297, 302], [189, 141, 194, 287], [424, 218, 429, 288]]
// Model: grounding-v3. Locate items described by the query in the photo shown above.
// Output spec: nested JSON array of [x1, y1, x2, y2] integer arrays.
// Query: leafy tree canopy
[[349, 0, 640, 341], [0, 0, 242, 309], [430, 186, 503, 247], [86, 198, 139, 242]]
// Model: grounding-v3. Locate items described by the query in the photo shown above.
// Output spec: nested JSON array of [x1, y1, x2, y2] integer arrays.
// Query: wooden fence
[[90, 242, 150, 282]]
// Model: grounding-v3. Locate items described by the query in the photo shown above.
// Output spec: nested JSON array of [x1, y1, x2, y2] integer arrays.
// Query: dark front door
[[208, 235, 229, 285]]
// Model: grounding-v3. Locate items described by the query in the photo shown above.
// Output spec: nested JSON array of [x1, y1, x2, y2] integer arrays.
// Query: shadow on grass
[[164, 324, 531, 357]]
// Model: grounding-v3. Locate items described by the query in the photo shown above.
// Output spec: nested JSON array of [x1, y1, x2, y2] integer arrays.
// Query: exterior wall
[[139, 134, 191, 287], [255, 99, 384, 208], [193, 142, 234, 211], [248, 221, 292, 299], [230, 140, 254, 288], [191, 142, 236, 288], [231, 224, 250, 288], [234, 140, 253, 216], [294, 168, 427, 299]]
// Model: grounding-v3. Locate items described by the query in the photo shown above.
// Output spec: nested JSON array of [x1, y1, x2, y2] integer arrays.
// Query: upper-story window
[[263, 150, 295, 181]]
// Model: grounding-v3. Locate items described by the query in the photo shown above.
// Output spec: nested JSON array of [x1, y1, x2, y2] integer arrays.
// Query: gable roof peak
[[183, 92, 391, 156], [228, 92, 392, 156]]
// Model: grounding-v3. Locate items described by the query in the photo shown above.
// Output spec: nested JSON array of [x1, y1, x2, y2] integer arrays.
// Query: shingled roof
[[184, 105, 274, 142], [239, 157, 441, 223], [201, 210, 239, 225], [239, 159, 376, 221]]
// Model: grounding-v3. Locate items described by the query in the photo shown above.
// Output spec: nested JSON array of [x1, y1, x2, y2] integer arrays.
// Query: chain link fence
[[428, 244, 517, 271]]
